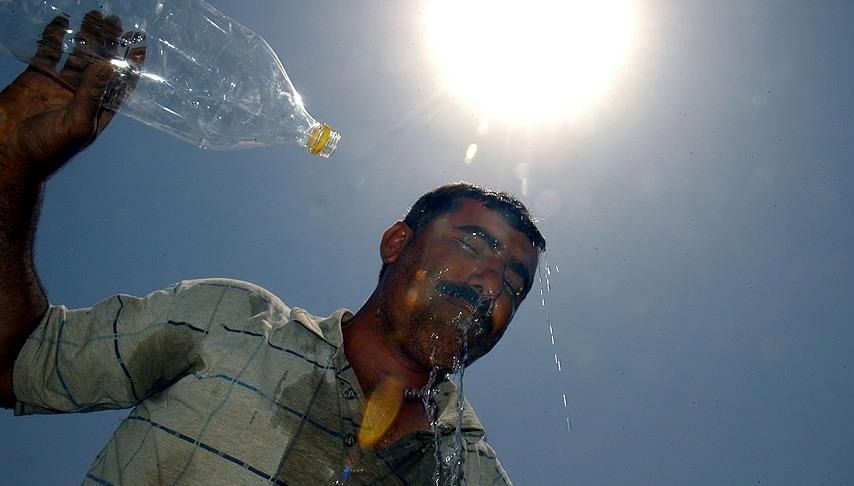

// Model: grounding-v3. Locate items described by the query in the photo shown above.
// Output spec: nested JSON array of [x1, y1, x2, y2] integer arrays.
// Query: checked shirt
[[13, 278, 511, 485]]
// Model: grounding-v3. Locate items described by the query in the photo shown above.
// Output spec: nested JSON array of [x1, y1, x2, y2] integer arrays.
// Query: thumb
[[68, 62, 114, 137]]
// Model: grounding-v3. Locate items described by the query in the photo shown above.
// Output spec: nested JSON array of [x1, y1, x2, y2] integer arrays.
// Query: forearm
[[0, 14, 135, 408], [0, 174, 49, 406]]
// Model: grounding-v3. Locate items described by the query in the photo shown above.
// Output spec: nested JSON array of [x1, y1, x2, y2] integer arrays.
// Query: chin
[[404, 310, 493, 372], [428, 333, 493, 372]]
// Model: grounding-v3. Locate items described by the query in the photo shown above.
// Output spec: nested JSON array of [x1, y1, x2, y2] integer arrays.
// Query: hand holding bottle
[[1, 0, 338, 155], [0, 12, 145, 183]]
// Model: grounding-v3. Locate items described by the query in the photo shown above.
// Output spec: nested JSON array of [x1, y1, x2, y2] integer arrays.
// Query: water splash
[[422, 361, 442, 486], [538, 259, 572, 433], [445, 339, 468, 483], [424, 297, 494, 485]]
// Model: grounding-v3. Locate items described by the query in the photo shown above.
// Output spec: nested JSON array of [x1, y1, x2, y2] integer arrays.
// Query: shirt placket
[[332, 347, 377, 482]]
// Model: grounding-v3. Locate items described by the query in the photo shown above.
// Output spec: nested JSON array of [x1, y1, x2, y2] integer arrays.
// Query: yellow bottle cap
[[306, 123, 341, 158]]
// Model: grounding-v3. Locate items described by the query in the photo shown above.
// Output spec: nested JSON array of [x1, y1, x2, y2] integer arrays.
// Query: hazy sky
[[1, 1, 853, 484]]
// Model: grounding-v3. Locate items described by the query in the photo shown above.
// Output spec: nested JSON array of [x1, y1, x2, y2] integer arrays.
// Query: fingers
[[100, 31, 147, 113], [69, 62, 116, 139], [61, 11, 116, 88], [31, 16, 70, 73], [59, 12, 98, 87], [101, 15, 124, 59], [56, 11, 147, 108], [124, 32, 147, 67], [118, 30, 148, 68], [47, 12, 147, 133]]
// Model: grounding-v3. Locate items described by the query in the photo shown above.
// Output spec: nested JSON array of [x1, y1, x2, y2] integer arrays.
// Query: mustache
[[435, 281, 495, 331]]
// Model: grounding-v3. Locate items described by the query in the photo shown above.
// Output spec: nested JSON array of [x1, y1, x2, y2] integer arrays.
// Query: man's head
[[374, 182, 546, 372], [380, 182, 546, 280]]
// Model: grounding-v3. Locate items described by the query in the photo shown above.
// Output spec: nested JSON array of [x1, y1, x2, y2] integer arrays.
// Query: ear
[[380, 220, 414, 264]]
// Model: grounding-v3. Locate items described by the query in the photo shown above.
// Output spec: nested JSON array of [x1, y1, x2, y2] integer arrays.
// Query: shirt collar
[[288, 306, 353, 347], [434, 379, 486, 440], [288, 307, 486, 439]]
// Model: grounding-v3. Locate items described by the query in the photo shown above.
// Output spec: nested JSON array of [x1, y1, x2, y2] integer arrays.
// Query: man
[[0, 14, 545, 485]]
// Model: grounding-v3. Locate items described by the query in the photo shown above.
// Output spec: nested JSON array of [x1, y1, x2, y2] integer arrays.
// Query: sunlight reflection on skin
[[358, 376, 404, 448]]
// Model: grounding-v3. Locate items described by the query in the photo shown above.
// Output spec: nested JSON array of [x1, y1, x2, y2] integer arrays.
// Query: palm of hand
[[0, 67, 97, 178], [0, 12, 144, 181]]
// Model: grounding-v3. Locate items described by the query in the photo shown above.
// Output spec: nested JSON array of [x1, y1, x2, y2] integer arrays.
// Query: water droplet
[[128, 32, 146, 44], [539, 258, 572, 433]]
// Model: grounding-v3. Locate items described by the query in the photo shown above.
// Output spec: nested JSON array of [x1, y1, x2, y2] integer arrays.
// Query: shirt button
[[342, 387, 356, 399], [344, 433, 357, 447]]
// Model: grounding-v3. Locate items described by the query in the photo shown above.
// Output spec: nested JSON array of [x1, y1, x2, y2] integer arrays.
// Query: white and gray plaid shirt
[[14, 278, 511, 485]]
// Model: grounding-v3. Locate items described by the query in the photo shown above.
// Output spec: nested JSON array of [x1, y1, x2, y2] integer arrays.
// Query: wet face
[[378, 200, 539, 373]]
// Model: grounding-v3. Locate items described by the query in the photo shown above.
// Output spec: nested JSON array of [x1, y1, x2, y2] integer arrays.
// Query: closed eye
[[503, 278, 524, 303], [457, 238, 480, 255]]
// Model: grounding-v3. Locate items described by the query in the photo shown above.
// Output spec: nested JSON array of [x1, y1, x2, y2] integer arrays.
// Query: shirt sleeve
[[13, 280, 214, 415]]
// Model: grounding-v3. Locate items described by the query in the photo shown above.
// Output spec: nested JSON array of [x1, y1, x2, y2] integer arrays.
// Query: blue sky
[[1, 0, 853, 484]]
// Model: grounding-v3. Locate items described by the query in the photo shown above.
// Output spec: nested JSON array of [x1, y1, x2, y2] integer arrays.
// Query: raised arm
[[0, 13, 144, 407]]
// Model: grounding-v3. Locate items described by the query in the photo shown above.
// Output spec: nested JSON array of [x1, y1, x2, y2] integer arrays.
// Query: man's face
[[379, 199, 539, 373]]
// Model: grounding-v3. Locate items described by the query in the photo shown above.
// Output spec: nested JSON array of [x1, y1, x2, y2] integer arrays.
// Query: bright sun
[[425, 0, 637, 124]]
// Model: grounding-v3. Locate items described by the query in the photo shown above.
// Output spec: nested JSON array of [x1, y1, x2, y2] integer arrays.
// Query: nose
[[469, 265, 503, 301]]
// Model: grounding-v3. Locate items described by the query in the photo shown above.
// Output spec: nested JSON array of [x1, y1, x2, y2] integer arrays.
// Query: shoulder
[[469, 438, 513, 484], [167, 278, 290, 318], [171, 278, 283, 300]]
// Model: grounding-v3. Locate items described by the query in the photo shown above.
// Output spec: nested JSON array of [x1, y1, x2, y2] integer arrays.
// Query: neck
[[342, 293, 439, 395], [342, 293, 447, 447]]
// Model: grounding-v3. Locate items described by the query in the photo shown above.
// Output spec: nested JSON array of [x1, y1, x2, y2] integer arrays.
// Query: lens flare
[[358, 376, 405, 448]]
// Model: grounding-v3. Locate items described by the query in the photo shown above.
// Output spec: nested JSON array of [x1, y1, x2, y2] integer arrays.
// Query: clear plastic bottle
[[0, 0, 340, 156]]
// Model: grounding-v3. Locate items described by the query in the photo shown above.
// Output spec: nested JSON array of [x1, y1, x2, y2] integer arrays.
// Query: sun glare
[[425, 0, 637, 124]]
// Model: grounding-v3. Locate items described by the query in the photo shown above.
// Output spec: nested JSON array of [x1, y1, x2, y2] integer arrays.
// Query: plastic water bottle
[[0, 0, 340, 156]]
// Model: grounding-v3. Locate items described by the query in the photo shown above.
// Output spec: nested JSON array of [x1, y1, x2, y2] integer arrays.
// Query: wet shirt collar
[[288, 306, 486, 439]]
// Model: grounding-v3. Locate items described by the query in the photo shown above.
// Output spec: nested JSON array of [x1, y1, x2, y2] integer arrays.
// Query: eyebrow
[[454, 225, 533, 293], [455, 225, 502, 252]]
